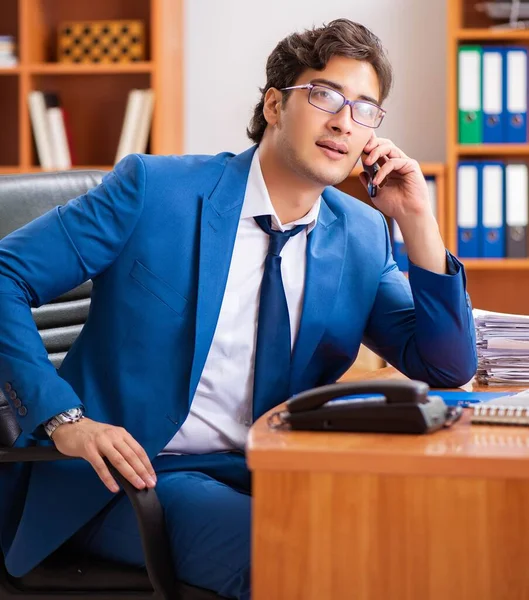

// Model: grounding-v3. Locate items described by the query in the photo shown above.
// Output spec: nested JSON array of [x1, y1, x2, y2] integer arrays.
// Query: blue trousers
[[68, 453, 252, 599]]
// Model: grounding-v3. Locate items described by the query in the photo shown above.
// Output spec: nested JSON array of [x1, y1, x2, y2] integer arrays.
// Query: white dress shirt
[[161, 149, 321, 454]]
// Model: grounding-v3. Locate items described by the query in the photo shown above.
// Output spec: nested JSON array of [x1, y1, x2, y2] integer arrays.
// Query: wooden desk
[[247, 368, 529, 600]]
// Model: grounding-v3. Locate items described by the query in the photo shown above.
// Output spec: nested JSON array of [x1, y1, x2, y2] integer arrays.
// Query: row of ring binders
[[457, 161, 528, 258], [458, 45, 527, 144]]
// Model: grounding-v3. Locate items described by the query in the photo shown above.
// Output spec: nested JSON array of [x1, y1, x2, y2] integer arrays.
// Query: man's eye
[[357, 103, 375, 117]]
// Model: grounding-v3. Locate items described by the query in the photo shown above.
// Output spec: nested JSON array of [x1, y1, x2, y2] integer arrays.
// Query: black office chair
[[0, 170, 223, 600]]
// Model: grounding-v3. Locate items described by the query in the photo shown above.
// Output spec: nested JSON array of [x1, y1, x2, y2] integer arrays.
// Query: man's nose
[[327, 104, 354, 134]]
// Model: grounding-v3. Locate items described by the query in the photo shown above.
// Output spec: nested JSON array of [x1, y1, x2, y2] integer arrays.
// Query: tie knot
[[254, 215, 307, 256]]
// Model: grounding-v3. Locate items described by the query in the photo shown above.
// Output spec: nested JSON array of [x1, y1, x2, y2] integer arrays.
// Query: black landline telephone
[[269, 380, 463, 434]]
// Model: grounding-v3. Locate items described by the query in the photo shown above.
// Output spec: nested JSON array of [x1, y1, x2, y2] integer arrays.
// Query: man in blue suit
[[0, 18, 476, 600]]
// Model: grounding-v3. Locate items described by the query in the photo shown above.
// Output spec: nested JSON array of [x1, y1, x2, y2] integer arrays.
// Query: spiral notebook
[[471, 390, 529, 425]]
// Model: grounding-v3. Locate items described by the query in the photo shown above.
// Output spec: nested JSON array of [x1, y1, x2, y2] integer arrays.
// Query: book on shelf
[[28, 91, 74, 171], [27, 91, 54, 170], [43, 92, 72, 170], [115, 88, 155, 164], [0, 35, 17, 67]]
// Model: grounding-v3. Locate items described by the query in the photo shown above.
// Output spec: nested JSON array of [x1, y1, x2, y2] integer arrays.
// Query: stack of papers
[[474, 309, 529, 385]]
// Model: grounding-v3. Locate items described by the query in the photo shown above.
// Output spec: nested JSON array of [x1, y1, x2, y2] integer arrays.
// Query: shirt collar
[[241, 147, 320, 233]]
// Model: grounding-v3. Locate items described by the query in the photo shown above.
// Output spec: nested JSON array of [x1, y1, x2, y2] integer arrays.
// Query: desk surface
[[247, 367, 529, 479]]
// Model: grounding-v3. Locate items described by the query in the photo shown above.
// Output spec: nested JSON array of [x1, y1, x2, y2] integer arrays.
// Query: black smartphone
[[361, 152, 380, 199]]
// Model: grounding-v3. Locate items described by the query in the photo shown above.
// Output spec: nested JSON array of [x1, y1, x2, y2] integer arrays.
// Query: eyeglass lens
[[309, 85, 382, 127]]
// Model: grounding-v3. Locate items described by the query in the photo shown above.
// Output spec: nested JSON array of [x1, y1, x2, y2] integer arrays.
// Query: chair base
[[0, 554, 221, 600], [0, 557, 158, 599]]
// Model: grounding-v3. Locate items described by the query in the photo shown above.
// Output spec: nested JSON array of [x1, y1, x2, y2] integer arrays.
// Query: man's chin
[[308, 165, 352, 187], [284, 149, 352, 187]]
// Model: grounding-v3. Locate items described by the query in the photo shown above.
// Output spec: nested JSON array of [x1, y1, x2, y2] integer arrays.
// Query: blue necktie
[[252, 215, 307, 420]]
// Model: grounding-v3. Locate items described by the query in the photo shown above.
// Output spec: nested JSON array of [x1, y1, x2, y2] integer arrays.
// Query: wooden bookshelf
[[27, 62, 155, 75], [456, 144, 529, 156], [0, 0, 183, 174], [456, 28, 529, 41], [447, 0, 529, 314], [461, 258, 529, 270]]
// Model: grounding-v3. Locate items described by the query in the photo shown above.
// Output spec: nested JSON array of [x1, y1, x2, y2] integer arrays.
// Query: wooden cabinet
[[447, 0, 529, 313], [0, 0, 183, 174]]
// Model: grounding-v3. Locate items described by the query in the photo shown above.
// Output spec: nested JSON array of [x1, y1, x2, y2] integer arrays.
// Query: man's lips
[[316, 140, 348, 155]]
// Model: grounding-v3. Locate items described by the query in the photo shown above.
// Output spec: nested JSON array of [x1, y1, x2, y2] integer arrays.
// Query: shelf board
[[27, 62, 154, 75], [0, 67, 20, 75], [417, 162, 445, 176], [456, 144, 529, 156], [461, 259, 529, 270], [456, 28, 529, 41]]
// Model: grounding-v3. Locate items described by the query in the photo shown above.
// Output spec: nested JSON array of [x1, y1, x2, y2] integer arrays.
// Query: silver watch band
[[44, 407, 85, 439]]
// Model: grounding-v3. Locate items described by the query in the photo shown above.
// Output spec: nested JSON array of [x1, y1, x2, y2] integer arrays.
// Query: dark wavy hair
[[247, 19, 393, 144]]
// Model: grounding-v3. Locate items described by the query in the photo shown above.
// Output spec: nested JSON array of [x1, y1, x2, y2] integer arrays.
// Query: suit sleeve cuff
[[408, 250, 463, 279], [408, 250, 469, 301]]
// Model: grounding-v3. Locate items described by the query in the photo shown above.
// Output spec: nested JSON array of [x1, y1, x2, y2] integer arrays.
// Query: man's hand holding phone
[[359, 132, 431, 221], [359, 132, 447, 275]]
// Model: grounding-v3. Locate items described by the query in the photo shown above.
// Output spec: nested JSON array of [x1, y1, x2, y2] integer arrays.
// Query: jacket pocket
[[129, 260, 188, 316]]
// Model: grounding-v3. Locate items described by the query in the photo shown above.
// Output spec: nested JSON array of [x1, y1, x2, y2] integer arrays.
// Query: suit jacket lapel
[[290, 193, 347, 394], [188, 146, 257, 405]]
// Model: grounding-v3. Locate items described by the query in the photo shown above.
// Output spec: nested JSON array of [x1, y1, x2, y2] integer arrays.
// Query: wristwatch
[[44, 407, 85, 439]]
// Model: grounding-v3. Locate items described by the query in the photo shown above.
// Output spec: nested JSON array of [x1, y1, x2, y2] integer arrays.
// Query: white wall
[[184, 0, 446, 162]]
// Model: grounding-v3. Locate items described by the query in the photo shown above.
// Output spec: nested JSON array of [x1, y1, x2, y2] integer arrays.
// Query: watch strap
[[44, 407, 85, 439]]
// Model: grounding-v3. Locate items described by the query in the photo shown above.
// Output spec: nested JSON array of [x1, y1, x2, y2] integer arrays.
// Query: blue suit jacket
[[0, 146, 477, 576]]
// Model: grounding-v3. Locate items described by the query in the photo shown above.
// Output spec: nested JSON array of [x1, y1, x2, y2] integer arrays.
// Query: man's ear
[[262, 88, 283, 126]]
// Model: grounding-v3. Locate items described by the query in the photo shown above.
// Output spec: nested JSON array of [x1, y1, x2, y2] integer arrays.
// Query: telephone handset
[[269, 379, 463, 434]]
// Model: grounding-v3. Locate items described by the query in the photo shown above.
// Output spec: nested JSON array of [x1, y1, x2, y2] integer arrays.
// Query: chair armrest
[[0, 445, 70, 463], [0, 445, 179, 599], [106, 459, 179, 599]]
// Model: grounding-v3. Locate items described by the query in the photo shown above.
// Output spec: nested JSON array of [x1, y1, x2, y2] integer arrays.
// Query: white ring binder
[[472, 395, 529, 425]]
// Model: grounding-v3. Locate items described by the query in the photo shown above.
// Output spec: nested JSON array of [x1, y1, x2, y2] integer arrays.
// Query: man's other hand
[[52, 418, 157, 493]]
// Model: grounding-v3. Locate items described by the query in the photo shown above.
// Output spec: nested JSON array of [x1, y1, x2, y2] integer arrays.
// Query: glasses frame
[[280, 83, 386, 129]]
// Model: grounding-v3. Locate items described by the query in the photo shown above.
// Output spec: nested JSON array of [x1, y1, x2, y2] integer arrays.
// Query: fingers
[[95, 442, 145, 490], [84, 430, 156, 494], [364, 142, 405, 167], [86, 446, 120, 493], [373, 157, 416, 186], [52, 418, 157, 495], [124, 435, 157, 481], [114, 438, 157, 488]]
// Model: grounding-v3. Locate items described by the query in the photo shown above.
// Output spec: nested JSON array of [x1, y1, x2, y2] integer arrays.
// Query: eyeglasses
[[280, 83, 386, 129]]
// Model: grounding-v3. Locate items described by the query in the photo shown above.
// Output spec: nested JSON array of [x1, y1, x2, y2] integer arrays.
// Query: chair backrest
[[0, 170, 106, 447]]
